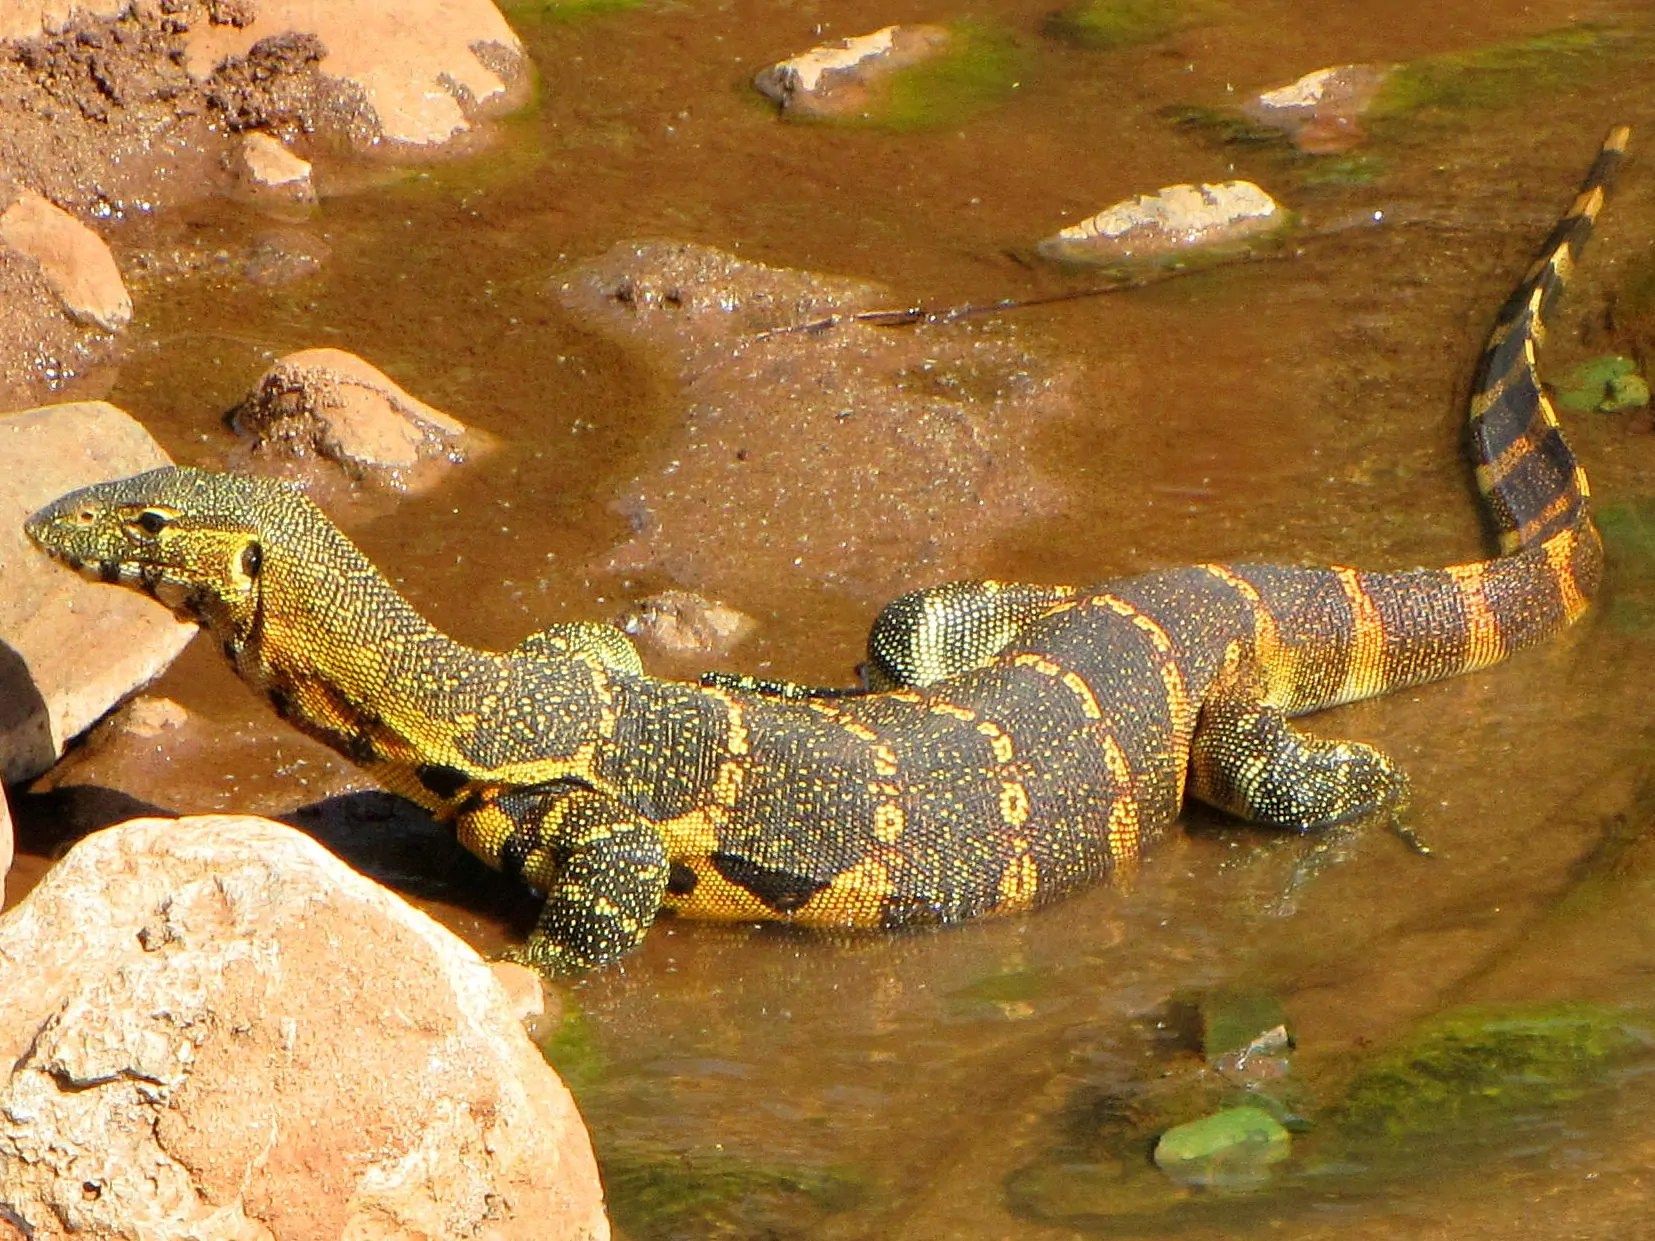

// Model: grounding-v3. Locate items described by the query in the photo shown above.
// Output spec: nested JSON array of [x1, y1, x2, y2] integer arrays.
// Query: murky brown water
[[10, 0, 1655, 1234]]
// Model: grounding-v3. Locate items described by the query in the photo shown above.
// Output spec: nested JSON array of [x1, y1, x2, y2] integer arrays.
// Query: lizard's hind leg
[[1189, 685, 1410, 830]]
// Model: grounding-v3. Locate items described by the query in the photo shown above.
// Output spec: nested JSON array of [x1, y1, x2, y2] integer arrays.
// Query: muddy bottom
[[10, 0, 1655, 1235]]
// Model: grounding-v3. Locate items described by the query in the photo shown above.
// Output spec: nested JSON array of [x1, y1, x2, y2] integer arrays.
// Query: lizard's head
[[25, 467, 278, 621]]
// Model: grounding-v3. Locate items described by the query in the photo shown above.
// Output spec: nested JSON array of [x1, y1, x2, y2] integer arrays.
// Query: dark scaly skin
[[26, 128, 1627, 973]]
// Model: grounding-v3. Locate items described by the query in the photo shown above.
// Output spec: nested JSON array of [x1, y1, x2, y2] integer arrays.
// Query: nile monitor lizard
[[26, 128, 1628, 973]]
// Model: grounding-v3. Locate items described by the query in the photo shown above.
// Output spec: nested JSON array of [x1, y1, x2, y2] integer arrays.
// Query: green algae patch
[[1048, 0, 1227, 51], [947, 965, 1052, 1014], [1158, 105, 1387, 192], [1153, 1106, 1291, 1188], [605, 1142, 868, 1239], [1004, 1156, 1187, 1223], [1195, 989, 1288, 1058], [1159, 103, 1291, 149], [1297, 152, 1385, 189], [1596, 500, 1655, 635], [1369, 27, 1625, 125], [535, 996, 607, 1093], [1334, 1004, 1649, 1142], [876, 23, 1023, 131], [1555, 355, 1650, 413]]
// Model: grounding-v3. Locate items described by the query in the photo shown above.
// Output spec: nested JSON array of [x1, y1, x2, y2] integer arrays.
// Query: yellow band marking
[[1443, 561, 1505, 673], [873, 800, 906, 844], [1195, 566, 1282, 662], [664, 860, 784, 922], [840, 717, 880, 744], [699, 686, 750, 756], [1060, 671, 1103, 720], [1543, 527, 1589, 622], [1012, 652, 1063, 677], [1000, 780, 1031, 827], [798, 856, 893, 926], [1107, 798, 1142, 866], [997, 852, 1039, 910], [928, 700, 978, 723], [1333, 568, 1387, 703], [1515, 490, 1575, 547], [1470, 367, 1511, 419], [1100, 735, 1132, 787], [1476, 425, 1538, 490], [977, 720, 1015, 765]]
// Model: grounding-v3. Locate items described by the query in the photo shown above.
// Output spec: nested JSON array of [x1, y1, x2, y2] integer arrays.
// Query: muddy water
[[11, 0, 1655, 1235]]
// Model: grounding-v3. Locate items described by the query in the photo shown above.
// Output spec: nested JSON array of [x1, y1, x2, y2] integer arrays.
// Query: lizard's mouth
[[28, 534, 122, 585], [29, 529, 199, 615]]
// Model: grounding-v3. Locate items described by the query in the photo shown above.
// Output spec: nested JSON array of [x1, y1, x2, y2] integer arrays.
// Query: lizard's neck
[[224, 525, 607, 799]]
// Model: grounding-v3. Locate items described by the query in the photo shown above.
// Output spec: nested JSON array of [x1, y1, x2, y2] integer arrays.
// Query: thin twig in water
[[751, 246, 1298, 340]]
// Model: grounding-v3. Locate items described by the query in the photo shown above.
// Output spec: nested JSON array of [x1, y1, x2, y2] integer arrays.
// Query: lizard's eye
[[135, 509, 170, 535]]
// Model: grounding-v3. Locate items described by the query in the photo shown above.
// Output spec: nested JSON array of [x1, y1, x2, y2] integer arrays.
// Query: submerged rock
[[0, 815, 610, 1239], [229, 347, 485, 486], [1242, 64, 1392, 154], [557, 240, 1077, 606], [1046, 0, 1219, 50], [605, 1140, 866, 1240], [617, 589, 757, 659], [1334, 1003, 1649, 1143], [1038, 180, 1285, 266], [0, 402, 195, 787], [1152, 1105, 1291, 1188], [754, 24, 952, 120]]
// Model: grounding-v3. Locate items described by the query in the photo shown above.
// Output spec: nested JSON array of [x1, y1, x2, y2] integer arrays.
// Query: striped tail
[[1247, 128, 1626, 717], [1469, 125, 1630, 554]]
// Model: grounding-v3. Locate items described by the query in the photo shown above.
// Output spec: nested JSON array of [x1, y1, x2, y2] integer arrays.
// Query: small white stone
[[760, 26, 899, 98], [1040, 180, 1283, 264], [1256, 66, 1344, 110]]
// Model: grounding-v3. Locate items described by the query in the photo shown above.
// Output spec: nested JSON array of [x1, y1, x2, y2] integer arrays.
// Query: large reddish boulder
[[0, 814, 609, 1239]]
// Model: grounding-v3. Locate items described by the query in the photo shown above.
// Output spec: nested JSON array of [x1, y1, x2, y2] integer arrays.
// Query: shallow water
[[10, 0, 1655, 1234]]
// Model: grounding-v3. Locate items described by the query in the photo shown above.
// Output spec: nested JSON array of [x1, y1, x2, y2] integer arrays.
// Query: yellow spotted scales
[[27, 128, 1628, 972]]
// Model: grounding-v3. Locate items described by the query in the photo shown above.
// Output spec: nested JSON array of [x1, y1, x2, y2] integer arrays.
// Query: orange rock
[[181, 0, 529, 149], [0, 815, 610, 1239], [238, 130, 315, 198], [0, 402, 195, 786], [229, 347, 487, 484], [0, 190, 131, 331]]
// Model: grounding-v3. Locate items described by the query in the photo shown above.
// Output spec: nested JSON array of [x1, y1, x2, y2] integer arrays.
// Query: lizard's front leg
[[458, 782, 669, 973], [1188, 684, 1410, 830]]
